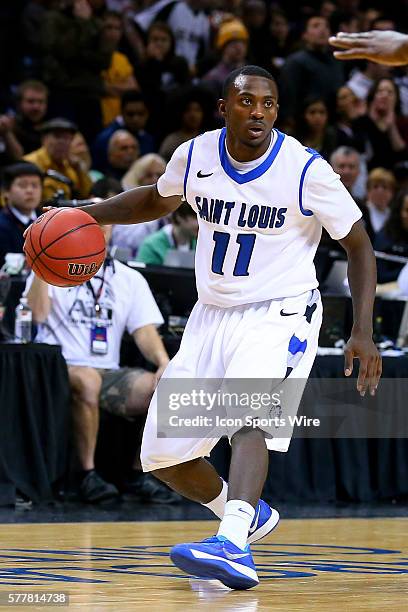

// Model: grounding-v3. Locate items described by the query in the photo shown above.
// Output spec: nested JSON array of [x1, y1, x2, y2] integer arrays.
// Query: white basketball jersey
[[157, 128, 362, 308]]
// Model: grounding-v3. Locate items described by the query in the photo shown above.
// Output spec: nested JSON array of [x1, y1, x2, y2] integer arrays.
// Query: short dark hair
[[1, 162, 43, 190], [102, 9, 122, 21], [172, 200, 196, 223], [302, 14, 329, 34], [222, 65, 277, 98], [121, 90, 149, 111], [17, 79, 48, 101], [90, 177, 123, 199]]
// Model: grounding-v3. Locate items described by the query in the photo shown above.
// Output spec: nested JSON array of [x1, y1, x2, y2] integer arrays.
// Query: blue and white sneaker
[[247, 499, 280, 544], [170, 535, 259, 590]]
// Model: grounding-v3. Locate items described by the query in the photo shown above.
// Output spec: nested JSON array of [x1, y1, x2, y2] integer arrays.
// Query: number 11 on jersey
[[211, 231, 256, 276]]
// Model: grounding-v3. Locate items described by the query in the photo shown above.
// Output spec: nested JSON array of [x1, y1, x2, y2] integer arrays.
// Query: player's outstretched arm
[[329, 30, 408, 66], [338, 220, 382, 396], [79, 185, 181, 226]]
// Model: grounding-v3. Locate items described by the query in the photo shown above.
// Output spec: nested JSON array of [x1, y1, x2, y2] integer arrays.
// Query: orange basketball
[[24, 208, 106, 287]]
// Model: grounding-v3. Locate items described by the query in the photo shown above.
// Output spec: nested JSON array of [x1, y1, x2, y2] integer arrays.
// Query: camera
[[43, 189, 98, 209]]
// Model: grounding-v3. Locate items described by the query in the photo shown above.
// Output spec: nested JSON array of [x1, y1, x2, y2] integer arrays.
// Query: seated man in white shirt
[[25, 224, 179, 504]]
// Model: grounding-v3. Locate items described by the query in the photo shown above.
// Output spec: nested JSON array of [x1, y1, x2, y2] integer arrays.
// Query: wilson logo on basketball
[[68, 262, 99, 276]]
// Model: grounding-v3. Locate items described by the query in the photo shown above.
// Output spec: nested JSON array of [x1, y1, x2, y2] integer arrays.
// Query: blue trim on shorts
[[183, 139, 195, 200], [288, 335, 307, 355]]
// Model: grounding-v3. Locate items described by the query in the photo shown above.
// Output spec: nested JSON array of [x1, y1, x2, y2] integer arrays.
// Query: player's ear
[[218, 98, 227, 119]]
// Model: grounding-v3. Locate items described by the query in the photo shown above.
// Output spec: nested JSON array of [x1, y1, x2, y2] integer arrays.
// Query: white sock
[[217, 499, 255, 550], [202, 479, 228, 518]]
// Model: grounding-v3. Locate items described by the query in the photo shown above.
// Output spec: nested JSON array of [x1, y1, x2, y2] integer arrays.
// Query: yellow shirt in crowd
[[101, 51, 134, 126], [24, 147, 92, 202]]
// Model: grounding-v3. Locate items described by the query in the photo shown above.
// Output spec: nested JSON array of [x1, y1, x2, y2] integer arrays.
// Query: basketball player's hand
[[329, 30, 408, 66], [344, 333, 382, 396]]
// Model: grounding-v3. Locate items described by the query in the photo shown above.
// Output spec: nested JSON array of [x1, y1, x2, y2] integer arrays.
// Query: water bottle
[[14, 298, 32, 343]]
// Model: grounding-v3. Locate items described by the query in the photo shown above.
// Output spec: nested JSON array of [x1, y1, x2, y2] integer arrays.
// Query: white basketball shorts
[[141, 289, 322, 472]]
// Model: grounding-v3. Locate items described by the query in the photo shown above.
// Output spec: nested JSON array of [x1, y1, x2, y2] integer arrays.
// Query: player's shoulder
[[170, 129, 222, 162], [281, 132, 316, 157], [282, 132, 333, 174], [189, 128, 222, 151]]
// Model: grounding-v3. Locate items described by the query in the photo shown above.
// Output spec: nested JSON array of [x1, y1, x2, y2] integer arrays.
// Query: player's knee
[[231, 425, 264, 444], [69, 367, 102, 409]]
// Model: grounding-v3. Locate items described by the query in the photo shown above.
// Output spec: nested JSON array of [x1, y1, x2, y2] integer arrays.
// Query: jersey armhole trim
[[183, 139, 195, 200], [299, 152, 321, 216]]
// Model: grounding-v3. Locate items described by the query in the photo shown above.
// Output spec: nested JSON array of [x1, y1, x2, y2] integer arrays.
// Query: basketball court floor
[[0, 507, 407, 610]]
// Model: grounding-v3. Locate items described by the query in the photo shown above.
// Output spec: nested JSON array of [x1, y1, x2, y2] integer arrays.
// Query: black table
[[0, 343, 70, 506], [260, 355, 408, 502]]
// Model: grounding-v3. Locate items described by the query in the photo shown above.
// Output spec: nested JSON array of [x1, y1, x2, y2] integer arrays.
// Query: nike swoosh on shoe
[[248, 506, 261, 534]]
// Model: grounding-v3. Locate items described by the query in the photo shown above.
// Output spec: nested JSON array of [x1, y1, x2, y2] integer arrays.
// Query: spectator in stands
[[159, 87, 214, 161], [24, 118, 93, 201], [13, 80, 49, 154], [374, 189, 408, 284], [295, 96, 337, 160], [134, 0, 211, 74], [319, 1, 337, 21], [241, 0, 269, 70], [69, 131, 104, 183], [329, 9, 359, 38], [41, 0, 111, 142], [346, 61, 389, 102], [105, 129, 140, 180], [353, 77, 408, 170], [267, 9, 295, 77], [0, 114, 24, 167], [20, 0, 53, 79], [361, 168, 396, 243], [112, 154, 168, 257], [25, 224, 179, 504], [92, 91, 155, 172], [279, 15, 344, 126], [0, 162, 43, 267], [134, 22, 190, 111], [137, 201, 197, 265], [122, 153, 166, 191], [335, 85, 366, 148], [202, 19, 249, 97], [100, 10, 139, 127], [90, 176, 122, 200], [330, 146, 365, 204]]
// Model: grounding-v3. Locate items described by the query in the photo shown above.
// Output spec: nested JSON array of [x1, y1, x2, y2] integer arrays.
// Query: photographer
[[24, 118, 92, 201]]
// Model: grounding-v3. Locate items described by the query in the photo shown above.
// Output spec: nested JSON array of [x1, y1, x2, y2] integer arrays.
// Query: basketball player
[[78, 66, 382, 589]]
